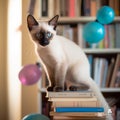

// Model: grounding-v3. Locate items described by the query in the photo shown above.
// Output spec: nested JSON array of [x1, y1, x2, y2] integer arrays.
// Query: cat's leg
[[53, 63, 68, 92], [46, 69, 55, 91]]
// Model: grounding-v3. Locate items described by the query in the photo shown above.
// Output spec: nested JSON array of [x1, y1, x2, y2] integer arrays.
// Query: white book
[[48, 97, 98, 102], [47, 91, 95, 98]]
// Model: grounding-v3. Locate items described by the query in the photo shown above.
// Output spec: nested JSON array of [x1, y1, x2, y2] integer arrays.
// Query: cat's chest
[[37, 46, 65, 68]]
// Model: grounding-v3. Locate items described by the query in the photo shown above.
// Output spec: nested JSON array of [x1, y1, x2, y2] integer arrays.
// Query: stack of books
[[46, 90, 106, 120]]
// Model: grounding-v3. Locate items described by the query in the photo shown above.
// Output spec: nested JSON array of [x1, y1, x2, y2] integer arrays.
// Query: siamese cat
[[27, 14, 113, 119]]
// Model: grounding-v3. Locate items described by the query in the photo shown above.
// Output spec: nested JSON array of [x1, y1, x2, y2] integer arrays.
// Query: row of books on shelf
[[47, 91, 106, 120], [87, 54, 120, 88], [57, 23, 120, 49], [40, 0, 120, 17], [40, 54, 120, 89]]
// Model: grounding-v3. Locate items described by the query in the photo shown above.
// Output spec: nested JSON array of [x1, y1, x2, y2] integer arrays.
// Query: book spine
[[53, 101, 100, 107], [55, 107, 104, 112], [68, 0, 75, 17], [41, 0, 48, 16], [48, 0, 54, 17], [115, 23, 120, 48], [90, 0, 97, 16], [47, 92, 95, 98], [49, 97, 98, 102]]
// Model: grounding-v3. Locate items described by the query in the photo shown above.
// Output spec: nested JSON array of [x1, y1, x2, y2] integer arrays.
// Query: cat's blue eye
[[47, 31, 52, 38]]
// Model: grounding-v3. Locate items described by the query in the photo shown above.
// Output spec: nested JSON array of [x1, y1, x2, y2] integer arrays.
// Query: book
[[114, 0, 120, 16], [52, 100, 100, 108], [47, 90, 95, 98], [101, 59, 108, 88], [54, 0, 60, 15], [68, 0, 75, 17], [77, 24, 84, 48], [55, 107, 104, 112], [83, 0, 90, 16], [41, 0, 48, 16], [75, 0, 82, 17], [49, 97, 98, 102], [106, 58, 115, 87], [48, 0, 54, 17], [52, 116, 106, 120], [108, 24, 115, 48], [115, 23, 120, 48], [50, 111, 105, 117], [90, 0, 97, 16], [110, 54, 120, 87]]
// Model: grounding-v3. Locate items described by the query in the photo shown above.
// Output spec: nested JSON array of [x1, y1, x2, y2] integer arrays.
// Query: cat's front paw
[[53, 86, 64, 92], [47, 87, 54, 91]]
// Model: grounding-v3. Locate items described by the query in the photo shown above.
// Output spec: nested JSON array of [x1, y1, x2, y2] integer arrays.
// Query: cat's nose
[[43, 39, 49, 45], [39, 39, 49, 46]]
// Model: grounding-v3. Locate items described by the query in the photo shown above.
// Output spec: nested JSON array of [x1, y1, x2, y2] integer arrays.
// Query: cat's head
[[27, 15, 59, 47]]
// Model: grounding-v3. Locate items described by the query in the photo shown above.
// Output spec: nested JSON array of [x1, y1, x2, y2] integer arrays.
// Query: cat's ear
[[27, 14, 39, 31], [48, 15, 59, 30]]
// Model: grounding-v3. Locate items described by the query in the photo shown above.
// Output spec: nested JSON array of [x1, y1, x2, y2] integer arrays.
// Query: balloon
[[22, 113, 50, 120], [18, 64, 41, 85], [97, 6, 115, 24], [83, 21, 105, 44]]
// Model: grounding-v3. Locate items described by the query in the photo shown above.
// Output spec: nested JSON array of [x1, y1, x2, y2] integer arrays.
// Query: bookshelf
[[32, 0, 120, 119]]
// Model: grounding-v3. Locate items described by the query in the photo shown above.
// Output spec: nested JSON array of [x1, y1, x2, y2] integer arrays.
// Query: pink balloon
[[18, 64, 41, 85]]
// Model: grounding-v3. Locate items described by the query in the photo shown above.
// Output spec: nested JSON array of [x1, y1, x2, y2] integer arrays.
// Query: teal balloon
[[83, 22, 105, 44], [22, 114, 50, 120], [97, 6, 115, 24]]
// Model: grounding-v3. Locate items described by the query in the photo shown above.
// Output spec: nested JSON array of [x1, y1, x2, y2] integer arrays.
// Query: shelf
[[39, 16, 120, 23], [101, 88, 120, 92], [39, 88, 120, 93], [84, 48, 120, 54], [59, 16, 120, 23]]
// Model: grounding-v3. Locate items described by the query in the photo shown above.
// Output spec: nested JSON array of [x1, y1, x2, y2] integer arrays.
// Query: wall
[[0, 0, 39, 119], [21, 0, 39, 118], [0, 0, 8, 119]]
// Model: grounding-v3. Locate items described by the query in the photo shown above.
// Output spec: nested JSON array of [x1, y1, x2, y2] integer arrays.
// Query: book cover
[[55, 107, 104, 112], [47, 90, 95, 98]]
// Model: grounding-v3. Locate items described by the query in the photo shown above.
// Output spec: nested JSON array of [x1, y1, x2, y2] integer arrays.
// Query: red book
[[68, 0, 75, 17]]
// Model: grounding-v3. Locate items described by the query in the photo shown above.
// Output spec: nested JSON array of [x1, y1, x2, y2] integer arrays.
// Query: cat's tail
[[88, 77, 113, 120]]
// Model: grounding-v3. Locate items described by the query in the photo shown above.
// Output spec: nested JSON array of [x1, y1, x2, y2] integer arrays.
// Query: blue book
[[55, 107, 104, 113]]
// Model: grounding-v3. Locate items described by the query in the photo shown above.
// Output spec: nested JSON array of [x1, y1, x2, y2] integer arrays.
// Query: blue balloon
[[22, 113, 50, 120], [97, 6, 115, 24], [83, 22, 105, 44]]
